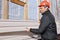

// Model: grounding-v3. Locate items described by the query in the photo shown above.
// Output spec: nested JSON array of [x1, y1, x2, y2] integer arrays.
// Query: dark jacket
[[30, 10, 57, 39]]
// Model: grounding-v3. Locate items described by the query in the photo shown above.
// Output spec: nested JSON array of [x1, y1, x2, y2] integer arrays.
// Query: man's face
[[39, 6, 47, 14]]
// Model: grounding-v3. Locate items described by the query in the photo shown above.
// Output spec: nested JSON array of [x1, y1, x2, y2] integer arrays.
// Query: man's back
[[40, 10, 57, 39]]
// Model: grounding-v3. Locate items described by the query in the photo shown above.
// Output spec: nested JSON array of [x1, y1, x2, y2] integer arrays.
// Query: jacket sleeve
[[30, 28, 39, 34], [30, 16, 50, 34]]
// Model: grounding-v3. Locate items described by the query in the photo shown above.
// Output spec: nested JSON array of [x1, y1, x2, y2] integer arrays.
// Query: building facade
[[0, 0, 60, 21]]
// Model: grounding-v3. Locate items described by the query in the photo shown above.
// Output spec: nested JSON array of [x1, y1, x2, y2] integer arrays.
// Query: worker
[[26, 1, 57, 40]]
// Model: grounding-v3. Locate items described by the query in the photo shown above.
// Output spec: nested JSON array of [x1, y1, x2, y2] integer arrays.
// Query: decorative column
[[24, 0, 28, 20], [37, 0, 40, 22], [1, 0, 8, 19]]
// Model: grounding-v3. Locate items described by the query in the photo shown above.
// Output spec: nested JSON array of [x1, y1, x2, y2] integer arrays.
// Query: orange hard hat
[[38, 1, 50, 8]]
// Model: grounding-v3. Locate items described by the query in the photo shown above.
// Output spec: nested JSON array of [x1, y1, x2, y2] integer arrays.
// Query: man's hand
[[26, 27, 30, 32]]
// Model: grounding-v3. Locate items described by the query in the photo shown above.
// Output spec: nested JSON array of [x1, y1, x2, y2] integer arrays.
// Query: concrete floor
[[0, 31, 38, 40], [0, 35, 36, 40]]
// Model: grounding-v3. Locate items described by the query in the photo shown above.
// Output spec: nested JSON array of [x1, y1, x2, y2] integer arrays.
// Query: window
[[28, 0, 38, 20], [57, 0, 60, 19], [8, 0, 24, 20], [0, 0, 2, 19], [1, 0, 40, 21]]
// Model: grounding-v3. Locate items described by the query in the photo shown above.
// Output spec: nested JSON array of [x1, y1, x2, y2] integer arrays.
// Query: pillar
[[1, 0, 8, 19], [24, 0, 28, 20]]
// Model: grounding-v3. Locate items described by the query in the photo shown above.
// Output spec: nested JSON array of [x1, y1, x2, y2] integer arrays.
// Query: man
[[26, 1, 57, 40]]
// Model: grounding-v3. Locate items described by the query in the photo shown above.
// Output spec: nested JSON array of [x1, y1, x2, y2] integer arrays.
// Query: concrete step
[[0, 26, 38, 33]]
